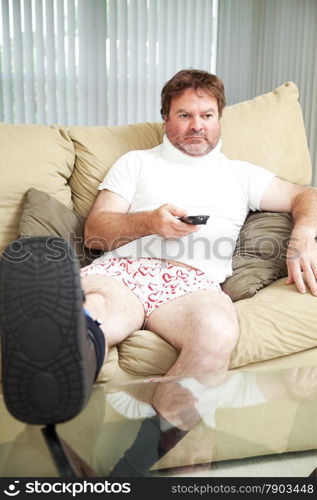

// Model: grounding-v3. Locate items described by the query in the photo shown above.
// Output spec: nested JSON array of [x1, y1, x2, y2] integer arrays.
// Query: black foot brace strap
[[85, 315, 106, 375]]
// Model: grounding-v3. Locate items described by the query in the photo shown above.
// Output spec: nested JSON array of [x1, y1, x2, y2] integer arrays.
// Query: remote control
[[177, 215, 210, 225]]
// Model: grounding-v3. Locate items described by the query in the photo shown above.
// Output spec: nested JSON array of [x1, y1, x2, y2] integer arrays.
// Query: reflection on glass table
[[0, 366, 316, 477]]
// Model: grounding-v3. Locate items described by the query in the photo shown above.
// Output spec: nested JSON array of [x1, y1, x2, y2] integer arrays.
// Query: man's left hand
[[286, 228, 317, 295]]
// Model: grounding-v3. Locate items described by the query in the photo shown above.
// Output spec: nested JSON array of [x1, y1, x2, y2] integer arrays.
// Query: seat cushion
[[0, 124, 75, 253], [232, 277, 317, 368]]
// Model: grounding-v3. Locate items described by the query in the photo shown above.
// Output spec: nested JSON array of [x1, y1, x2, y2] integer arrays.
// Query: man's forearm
[[84, 211, 154, 250], [291, 187, 317, 238], [84, 203, 198, 251], [286, 187, 317, 294]]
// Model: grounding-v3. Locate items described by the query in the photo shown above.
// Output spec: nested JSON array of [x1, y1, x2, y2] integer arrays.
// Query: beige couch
[[1, 82, 317, 471]]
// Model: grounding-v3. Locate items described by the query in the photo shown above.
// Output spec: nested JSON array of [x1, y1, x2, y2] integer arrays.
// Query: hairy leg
[[81, 274, 145, 348], [145, 290, 239, 429]]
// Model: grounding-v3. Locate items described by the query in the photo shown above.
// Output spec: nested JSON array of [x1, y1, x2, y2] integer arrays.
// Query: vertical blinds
[[216, 0, 317, 185], [0, 0, 217, 125]]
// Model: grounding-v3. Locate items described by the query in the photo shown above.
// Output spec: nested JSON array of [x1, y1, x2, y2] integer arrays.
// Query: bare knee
[[203, 311, 239, 352], [188, 293, 238, 342], [187, 326, 238, 375], [182, 298, 239, 370]]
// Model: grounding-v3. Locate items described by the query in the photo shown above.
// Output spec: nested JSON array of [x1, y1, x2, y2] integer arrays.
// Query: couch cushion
[[232, 277, 317, 368], [67, 123, 164, 216], [18, 188, 101, 268], [221, 211, 293, 301], [220, 82, 311, 185], [0, 123, 75, 253], [116, 278, 317, 376]]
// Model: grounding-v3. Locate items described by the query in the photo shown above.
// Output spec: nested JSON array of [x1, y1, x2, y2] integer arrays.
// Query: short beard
[[165, 127, 221, 156], [175, 139, 214, 156]]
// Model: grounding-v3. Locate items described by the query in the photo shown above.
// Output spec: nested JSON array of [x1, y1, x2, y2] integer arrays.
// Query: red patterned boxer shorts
[[80, 257, 222, 321]]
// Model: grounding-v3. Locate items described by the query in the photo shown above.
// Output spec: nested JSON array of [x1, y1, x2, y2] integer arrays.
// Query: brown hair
[[160, 69, 226, 119]]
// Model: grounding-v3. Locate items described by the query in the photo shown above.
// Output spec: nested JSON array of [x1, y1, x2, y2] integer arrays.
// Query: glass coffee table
[[0, 367, 316, 478]]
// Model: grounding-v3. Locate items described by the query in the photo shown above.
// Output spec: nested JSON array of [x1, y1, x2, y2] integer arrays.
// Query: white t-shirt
[[96, 135, 275, 283]]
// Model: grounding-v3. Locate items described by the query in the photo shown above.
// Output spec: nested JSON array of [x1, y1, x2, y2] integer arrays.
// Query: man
[[1, 69, 317, 434]]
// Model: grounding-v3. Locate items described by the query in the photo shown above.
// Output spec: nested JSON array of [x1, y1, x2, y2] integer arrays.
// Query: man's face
[[163, 88, 221, 157]]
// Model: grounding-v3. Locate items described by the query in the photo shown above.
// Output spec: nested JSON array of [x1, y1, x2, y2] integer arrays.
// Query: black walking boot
[[0, 236, 105, 425]]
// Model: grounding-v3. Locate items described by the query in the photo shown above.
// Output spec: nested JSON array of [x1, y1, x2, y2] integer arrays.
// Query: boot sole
[[0, 237, 89, 425]]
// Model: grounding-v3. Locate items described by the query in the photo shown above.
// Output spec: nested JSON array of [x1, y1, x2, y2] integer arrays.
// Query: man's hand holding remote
[[150, 204, 202, 238]]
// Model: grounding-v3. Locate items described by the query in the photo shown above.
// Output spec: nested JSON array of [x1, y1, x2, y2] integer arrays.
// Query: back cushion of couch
[[221, 82, 311, 185], [67, 123, 164, 216], [0, 124, 75, 253], [67, 81, 311, 218]]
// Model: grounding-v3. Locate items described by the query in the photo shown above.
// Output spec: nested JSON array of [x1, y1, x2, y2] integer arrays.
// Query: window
[[0, 0, 217, 125]]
